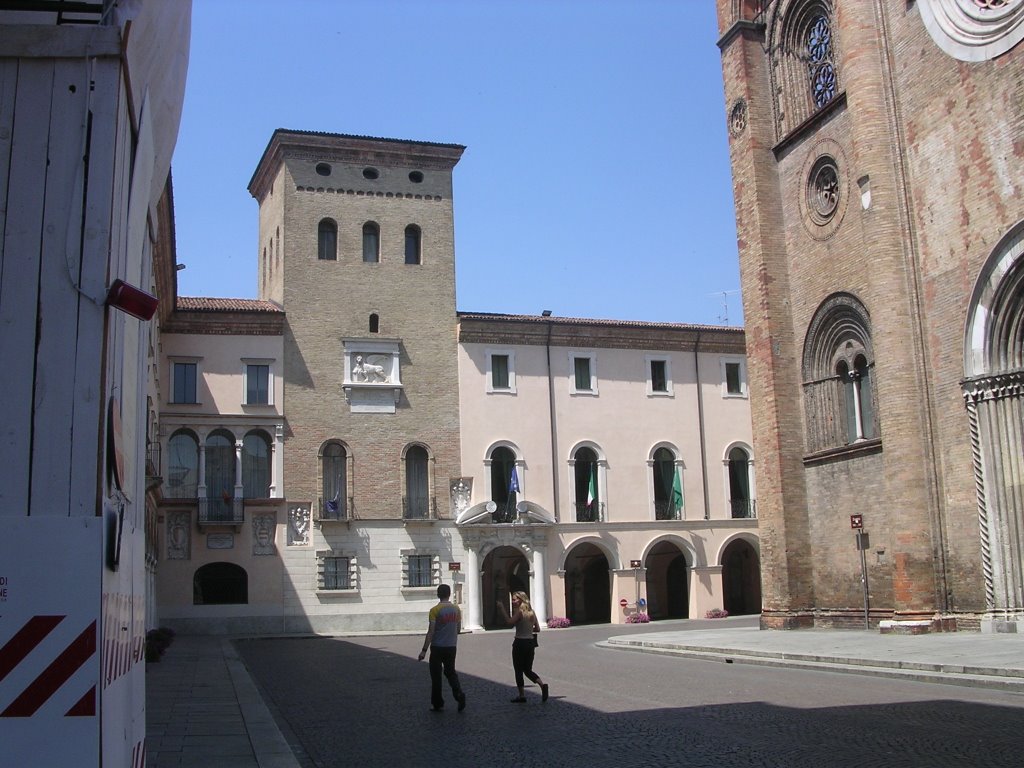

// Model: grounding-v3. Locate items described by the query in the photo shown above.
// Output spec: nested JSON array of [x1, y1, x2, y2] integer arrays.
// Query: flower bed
[[546, 616, 571, 629]]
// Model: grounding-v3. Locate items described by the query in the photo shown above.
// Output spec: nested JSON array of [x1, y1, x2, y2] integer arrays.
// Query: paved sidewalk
[[600, 625, 1024, 692], [145, 624, 1024, 766], [145, 635, 299, 768]]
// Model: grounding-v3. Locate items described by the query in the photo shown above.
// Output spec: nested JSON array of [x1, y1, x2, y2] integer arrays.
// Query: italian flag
[[587, 466, 597, 507]]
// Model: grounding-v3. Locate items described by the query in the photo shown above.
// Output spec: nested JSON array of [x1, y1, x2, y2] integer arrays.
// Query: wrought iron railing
[[145, 442, 161, 478], [491, 501, 518, 524], [574, 501, 605, 523], [654, 500, 681, 521], [403, 496, 437, 520], [317, 495, 353, 521], [198, 497, 244, 525], [730, 499, 757, 519]]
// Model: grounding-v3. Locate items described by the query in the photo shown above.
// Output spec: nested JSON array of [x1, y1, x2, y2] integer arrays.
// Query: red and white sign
[[850, 514, 864, 530], [619, 598, 628, 608], [0, 517, 101, 766]]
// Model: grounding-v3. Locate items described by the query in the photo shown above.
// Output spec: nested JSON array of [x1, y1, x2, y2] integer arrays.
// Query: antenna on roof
[[711, 290, 740, 325]]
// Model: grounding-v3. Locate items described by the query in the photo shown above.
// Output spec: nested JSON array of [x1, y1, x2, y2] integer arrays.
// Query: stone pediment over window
[[342, 338, 403, 413]]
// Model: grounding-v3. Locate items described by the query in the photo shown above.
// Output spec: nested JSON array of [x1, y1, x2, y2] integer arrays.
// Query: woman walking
[[496, 591, 549, 703]]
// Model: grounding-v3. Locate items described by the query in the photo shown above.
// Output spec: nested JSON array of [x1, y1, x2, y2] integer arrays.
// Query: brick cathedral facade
[[716, 0, 1024, 631]]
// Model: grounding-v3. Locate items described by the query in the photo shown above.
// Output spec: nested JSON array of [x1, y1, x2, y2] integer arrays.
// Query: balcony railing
[[198, 497, 244, 525], [403, 496, 437, 520], [317, 495, 354, 521], [654, 500, 681, 521], [573, 501, 605, 523], [730, 499, 757, 519], [491, 500, 518, 524], [146, 442, 161, 477]]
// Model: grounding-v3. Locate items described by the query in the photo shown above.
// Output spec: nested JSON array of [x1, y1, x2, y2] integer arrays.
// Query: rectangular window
[[408, 555, 433, 587], [172, 362, 197, 404], [574, 357, 592, 391], [651, 360, 667, 392], [246, 364, 270, 404], [491, 354, 509, 390], [721, 356, 748, 398], [322, 556, 351, 590]]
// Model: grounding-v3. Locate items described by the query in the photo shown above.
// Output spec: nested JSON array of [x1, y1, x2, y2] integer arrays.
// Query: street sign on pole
[[850, 514, 863, 529], [619, 598, 628, 608]]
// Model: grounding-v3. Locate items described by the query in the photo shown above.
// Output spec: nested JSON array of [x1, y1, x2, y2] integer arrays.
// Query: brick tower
[[716, 1, 1024, 631], [248, 131, 465, 630]]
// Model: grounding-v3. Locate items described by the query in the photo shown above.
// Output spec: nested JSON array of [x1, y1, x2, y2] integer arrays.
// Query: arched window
[[242, 430, 271, 499], [193, 562, 248, 605], [318, 218, 337, 261], [404, 225, 421, 265], [321, 441, 348, 520], [369, 313, 379, 334], [166, 429, 198, 499], [652, 447, 680, 520], [768, 1, 840, 138], [490, 446, 518, 522], [802, 293, 879, 454], [573, 447, 601, 522], [404, 445, 430, 519], [728, 447, 755, 518], [362, 221, 380, 263], [205, 430, 235, 502]]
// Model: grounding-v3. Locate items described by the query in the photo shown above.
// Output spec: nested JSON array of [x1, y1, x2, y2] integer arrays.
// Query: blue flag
[[509, 466, 520, 494]]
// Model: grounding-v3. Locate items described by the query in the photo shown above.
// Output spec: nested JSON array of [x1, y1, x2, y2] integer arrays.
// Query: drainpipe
[[543, 312, 560, 521], [694, 332, 711, 520]]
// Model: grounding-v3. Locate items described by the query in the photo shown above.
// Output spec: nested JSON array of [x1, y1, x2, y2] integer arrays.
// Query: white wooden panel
[[0, 59, 18, 299], [68, 59, 120, 518], [0, 60, 53, 517], [30, 58, 91, 516]]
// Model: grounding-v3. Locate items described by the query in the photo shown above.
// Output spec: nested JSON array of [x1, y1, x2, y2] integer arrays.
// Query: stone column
[[531, 546, 548, 627], [234, 440, 244, 498], [465, 546, 482, 631], [197, 444, 207, 497]]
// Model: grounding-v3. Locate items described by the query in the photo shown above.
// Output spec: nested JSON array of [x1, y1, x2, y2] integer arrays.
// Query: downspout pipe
[[545, 315, 560, 521], [694, 332, 711, 520]]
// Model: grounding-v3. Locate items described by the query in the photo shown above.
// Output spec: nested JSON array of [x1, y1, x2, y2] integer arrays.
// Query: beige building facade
[[153, 130, 760, 634]]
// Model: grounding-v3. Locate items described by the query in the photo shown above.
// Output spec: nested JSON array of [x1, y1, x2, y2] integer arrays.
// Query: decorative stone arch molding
[[640, 534, 702, 569], [557, 535, 621, 572], [962, 219, 1024, 623], [919, 0, 1024, 62], [766, 0, 841, 139], [714, 531, 762, 567]]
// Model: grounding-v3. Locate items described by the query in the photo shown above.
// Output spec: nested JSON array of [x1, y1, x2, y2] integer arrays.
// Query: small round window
[[409, 170, 424, 183], [807, 156, 840, 225], [315, 162, 332, 177], [362, 167, 379, 180]]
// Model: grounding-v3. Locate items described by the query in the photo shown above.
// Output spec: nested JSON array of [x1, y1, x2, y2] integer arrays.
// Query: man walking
[[417, 584, 467, 712]]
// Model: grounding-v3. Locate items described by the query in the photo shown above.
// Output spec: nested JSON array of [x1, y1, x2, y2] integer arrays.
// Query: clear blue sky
[[171, 0, 742, 326]]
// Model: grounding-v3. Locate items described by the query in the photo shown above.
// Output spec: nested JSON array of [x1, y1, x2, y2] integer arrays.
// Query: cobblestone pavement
[[235, 619, 1024, 768]]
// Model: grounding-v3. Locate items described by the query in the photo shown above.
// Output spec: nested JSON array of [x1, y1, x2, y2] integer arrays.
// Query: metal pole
[[857, 529, 869, 630]]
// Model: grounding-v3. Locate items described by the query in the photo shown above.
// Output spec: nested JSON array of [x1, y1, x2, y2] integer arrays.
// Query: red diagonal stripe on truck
[[1, 620, 96, 717], [0, 615, 64, 683]]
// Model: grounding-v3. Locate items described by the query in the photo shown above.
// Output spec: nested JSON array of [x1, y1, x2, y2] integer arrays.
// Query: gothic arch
[[766, 0, 841, 139], [962, 219, 1024, 620]]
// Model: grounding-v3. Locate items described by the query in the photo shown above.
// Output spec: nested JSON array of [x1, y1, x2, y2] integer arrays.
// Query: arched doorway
[[193, 562, 248, 605], [645, 541, 689, 620], [482, 546, 530, 629], [563, 543, 610, 624], [721, 539, 761, 616]]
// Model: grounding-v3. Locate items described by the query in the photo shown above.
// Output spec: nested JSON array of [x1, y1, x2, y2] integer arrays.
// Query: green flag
[[671, 469, 683, 517], [587, 465, 597, 507]]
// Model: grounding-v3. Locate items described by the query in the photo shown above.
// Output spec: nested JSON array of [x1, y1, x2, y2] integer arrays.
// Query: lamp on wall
[[106, 279, 159, 321]]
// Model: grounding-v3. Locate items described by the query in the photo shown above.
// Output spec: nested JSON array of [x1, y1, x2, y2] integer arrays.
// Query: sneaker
[[541, 683, 549, 703], [430, 704, 444, 712], [457, 693, 467, 712]]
